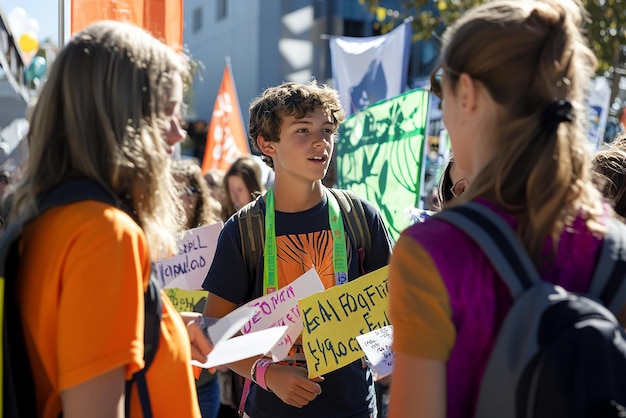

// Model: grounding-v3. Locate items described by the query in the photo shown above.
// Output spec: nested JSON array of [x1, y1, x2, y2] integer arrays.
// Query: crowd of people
[[4, 0, 626, 417]]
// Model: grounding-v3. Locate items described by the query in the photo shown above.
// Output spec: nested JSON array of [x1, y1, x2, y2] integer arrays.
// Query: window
[[217, 0, 227, 20], [192, 7, 203, 33]]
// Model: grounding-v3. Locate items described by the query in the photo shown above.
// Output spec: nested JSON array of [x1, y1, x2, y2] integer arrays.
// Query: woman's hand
[[180, 312, 213, 362]]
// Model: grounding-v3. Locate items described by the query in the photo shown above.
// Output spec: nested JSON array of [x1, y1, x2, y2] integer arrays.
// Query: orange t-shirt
[[17, 200, 200, 418]]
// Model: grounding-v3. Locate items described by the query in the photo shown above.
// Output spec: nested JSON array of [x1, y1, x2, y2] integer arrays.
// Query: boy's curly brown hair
[[248, 81, 346, 168]]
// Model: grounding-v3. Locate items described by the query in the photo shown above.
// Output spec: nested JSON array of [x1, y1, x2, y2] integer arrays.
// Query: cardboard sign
[[242, 268, 325, 361], [154, 223, 222, 290], [163, 288, 208, 313], [299, 266, 389, 377]]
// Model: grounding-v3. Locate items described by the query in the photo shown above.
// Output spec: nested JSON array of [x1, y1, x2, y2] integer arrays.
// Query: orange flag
[[201, 63, 250, 173], [70, 0, 182, 50]]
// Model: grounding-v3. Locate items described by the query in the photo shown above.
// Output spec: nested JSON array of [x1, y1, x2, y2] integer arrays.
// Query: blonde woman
[[13, 21, 211, 418]]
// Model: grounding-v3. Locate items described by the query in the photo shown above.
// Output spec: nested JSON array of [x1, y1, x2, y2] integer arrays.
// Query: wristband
[[252, 358, 273, 391]]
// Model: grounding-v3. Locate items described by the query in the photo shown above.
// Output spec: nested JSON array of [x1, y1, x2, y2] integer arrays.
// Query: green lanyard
[[263, 188, 348, 295]]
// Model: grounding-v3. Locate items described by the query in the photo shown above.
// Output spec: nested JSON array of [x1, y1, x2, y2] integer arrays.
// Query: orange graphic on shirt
[[276, 230, 335, 290]]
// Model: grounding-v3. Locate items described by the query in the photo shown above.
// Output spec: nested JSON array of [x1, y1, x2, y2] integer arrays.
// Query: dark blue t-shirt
[[202, 191, 393, 418]]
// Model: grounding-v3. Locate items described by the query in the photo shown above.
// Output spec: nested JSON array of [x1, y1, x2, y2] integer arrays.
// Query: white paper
[[355, 325, 394, 379], [241, 268, 325, 361], [154, 223, 222, 290], [207, 306, 259, 344], [192, 326, 289, 369], [191, 268, 325, 368]]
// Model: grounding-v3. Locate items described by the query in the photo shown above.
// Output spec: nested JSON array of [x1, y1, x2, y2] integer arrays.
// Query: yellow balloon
[[18, 32, 39, 53]]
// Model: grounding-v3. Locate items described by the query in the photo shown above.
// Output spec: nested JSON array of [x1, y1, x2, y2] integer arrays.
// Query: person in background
[[173, 159, 222, 229], [436, 157, 470, 210], [592, 133, 626, 217], [220, 155, 265, 221], [13, 21, 211, 418], [203, 81, 393, 418], [204, 168, 227, 214], [387, 1, 626, 417]]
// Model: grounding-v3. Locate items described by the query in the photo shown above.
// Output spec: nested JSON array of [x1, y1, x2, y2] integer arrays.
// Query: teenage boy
[[202, 81, 393, 418]]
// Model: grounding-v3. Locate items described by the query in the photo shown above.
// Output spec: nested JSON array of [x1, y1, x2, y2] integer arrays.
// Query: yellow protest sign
[[299, 266, 389, 378], [164, 288, 208, 313]]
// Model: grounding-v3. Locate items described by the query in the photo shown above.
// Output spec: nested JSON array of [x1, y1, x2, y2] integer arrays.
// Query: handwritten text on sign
[[243, 269, 325, 361], [299, 266, 389, 378], [164, 288, 208, 313], [355, 325, 394, 379], [154, 223, 222, 290]]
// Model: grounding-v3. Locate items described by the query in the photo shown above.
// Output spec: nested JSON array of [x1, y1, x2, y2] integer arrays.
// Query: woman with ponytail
[[387, 1, 626, 417]]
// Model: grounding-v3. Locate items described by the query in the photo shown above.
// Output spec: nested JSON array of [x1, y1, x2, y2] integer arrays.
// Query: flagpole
[[58, 0, 65, 46]]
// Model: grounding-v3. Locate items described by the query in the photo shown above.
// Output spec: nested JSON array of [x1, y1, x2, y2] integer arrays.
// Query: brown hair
[[592, 134, 626, 218], [221, 155, 265, 220], [14, 20, 190, 258], [248, 81, 346, 169], [171, 159, 221, 228], [440, 0, 603, 260]]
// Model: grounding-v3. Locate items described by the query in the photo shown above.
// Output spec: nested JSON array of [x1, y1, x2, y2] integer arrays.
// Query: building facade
[[182, 0, 437, 127]]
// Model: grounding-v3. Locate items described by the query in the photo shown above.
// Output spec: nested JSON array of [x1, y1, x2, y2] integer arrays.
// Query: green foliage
[[358, 0, 626, 76]]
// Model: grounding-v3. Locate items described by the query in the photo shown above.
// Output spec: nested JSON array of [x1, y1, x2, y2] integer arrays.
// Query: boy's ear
[[257, 135, 275, 156]]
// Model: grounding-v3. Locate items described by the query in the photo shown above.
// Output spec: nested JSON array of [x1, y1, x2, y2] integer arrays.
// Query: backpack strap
[[587, 217, 626, 315], [126, 268, 162, 418], [327, 188, 372, 263], [2, 204, 39, 417], [434, 202, 541, 300], [436, 202, 626, 311], [237, 195, 265, 283]]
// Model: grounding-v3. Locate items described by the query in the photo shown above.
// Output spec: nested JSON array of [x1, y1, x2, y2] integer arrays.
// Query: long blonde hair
[[14, 20, 190, 259], [441, 0, 604, 261]]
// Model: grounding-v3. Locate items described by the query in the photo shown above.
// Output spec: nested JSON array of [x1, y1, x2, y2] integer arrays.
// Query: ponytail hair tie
[[541, 100, 574, 132]]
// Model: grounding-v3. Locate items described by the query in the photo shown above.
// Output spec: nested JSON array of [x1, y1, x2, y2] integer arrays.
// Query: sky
[[0, 0, 66, 45]]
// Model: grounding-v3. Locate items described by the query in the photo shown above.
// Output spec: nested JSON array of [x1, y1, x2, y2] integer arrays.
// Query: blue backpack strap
[[587, 217, 626, 315], [434, 202, 540, 300]]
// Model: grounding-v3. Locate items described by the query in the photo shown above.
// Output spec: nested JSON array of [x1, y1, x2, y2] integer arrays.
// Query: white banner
[[330, 20, 411, 115], [586, 76, 612, 151]]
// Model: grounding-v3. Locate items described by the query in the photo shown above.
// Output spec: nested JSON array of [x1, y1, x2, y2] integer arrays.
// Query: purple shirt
[[403, 200, 603, 418]]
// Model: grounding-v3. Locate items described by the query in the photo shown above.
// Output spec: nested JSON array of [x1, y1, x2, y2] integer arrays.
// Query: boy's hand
[[265, 364, 324, 408]]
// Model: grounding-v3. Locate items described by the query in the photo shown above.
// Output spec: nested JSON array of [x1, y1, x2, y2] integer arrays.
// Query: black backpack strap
[[237, 195, 265, 283], [327, 188, 372, 263], [434, 202, 541, 300], [125, 268, 162, 418], [35, 179, 122, 214], [3, 207, 38, 417], [587, 217, 626, 315]]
